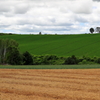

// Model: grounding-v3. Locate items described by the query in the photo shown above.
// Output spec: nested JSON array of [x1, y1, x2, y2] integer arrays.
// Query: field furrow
[[0, 69, 100, 100]]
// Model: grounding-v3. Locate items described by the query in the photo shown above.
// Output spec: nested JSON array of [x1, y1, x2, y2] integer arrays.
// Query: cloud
[[0, 1, 11, 12], [68, 0, 93, 14], [13, 2, 30, 14], [93, 0, 100, 2], [0, 0, 99, 34]]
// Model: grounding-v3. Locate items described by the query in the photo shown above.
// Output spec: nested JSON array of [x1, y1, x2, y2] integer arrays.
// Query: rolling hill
[[0, 34, 100, 57]]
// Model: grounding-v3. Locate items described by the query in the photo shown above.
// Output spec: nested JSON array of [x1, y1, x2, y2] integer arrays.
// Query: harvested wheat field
[[0, 69, 100, 100]]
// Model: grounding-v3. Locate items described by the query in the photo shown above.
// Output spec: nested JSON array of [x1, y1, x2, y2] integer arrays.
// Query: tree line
[[0, 39, 100, 65], [33, 55, 100, 65]]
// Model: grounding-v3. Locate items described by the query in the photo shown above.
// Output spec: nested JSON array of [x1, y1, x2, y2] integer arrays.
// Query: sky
[[0, 0, 100, 34]]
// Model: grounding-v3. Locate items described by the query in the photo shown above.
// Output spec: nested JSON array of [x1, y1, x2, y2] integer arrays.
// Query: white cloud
[[69, 0, 93, 14], [14, 3, 29, 14], [0, 0, 100, 34], [0, 1, 11, 13]]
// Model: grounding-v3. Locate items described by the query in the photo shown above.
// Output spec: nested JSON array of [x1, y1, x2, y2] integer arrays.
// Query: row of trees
[[33, 55, 100, 65]]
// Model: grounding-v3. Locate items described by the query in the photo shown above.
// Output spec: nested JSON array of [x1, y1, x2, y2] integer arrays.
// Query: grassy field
[[0, 69, 100, 100], [0, 34, 100, 57], [0, 65, 100, 69]]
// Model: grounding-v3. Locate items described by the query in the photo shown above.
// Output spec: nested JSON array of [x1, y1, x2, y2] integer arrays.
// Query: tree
[[39, 32, 42, 35], [96, 27, 100, 33], [89, 28, 94, 34], [23, 51, 33, 65], [0, 39, 19, 64], [0, 39, 4, 63], [64, 55, 79, 65], [6, 46, 23, 65]]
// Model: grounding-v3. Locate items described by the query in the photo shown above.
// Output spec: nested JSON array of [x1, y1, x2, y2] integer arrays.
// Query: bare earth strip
[[0, 69, 100, 100]]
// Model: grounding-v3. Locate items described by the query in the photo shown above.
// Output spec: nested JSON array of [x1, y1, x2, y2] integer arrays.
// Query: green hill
[[0, 34, 100, 57]]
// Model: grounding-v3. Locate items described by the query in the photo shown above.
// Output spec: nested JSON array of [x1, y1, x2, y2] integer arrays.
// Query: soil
[[0, 69, 100, 100]]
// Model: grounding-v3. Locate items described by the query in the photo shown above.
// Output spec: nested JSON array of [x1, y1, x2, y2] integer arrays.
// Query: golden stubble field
[[0, 69, 100, 100]]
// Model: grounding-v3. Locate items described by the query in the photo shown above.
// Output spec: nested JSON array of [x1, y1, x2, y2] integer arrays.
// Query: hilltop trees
[[39, 32, 42, 35], [96, 27, 100, 33], [89, 28, 94, 34]]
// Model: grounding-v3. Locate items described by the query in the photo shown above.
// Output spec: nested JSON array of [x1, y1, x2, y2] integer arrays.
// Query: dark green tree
[[6, 46, 23, 65], [23, 51, 33, 65], [89, 28, 94, 34], [64, 55, 79, 65]]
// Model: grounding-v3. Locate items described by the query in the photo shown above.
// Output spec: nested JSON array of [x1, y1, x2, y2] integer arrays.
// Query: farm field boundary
[[0, 65, 100, 69]]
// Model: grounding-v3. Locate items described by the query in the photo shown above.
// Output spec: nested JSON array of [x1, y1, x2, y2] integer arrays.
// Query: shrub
[[64, 55, 79, 65], [33, 55, 64, 65], [41, 55, 58, 65], [23, 51, 33, 65], [95, 57, 100, 64], [79, 60, 97, 65]]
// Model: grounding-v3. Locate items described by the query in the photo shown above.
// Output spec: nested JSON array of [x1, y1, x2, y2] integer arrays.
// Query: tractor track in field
[[0, 69, 100, 100]]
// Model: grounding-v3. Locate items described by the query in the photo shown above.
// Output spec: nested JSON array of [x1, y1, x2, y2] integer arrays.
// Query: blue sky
[[0, 0, 100, 34]]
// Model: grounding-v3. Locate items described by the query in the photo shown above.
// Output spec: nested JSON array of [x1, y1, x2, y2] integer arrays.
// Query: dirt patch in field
[[0, 69, 100, 100]]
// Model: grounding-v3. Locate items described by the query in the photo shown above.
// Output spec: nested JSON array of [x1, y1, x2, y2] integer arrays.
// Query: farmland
[[0, 65, 100, 69], [0, 69, 100, 100], [1, 34, 100, 57]]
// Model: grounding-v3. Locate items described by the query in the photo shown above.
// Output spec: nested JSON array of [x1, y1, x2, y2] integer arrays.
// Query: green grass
[[0, 34, 100, 57], [0, 65, 100, 69]]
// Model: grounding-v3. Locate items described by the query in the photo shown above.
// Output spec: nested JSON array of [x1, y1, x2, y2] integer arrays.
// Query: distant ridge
[[0, 34, 100, 57]]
